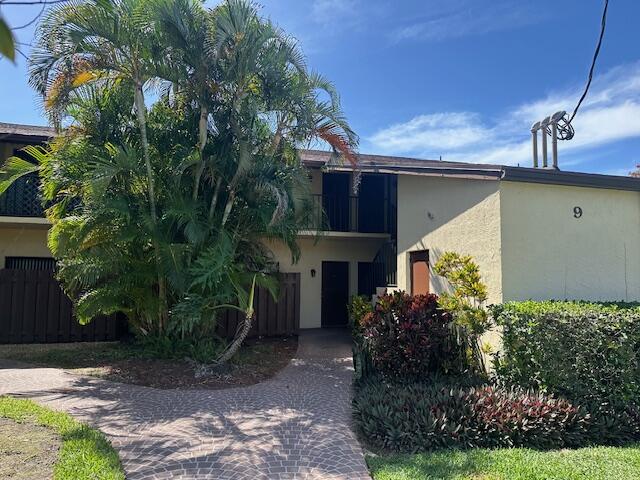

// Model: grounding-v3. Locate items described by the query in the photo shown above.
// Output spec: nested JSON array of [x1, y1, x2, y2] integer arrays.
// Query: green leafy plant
[[348, 295, 373, 337], [433, 252, 490, 373], [0, 0, 358, 363], [360, 292, 465, 378], [353, 376, 590, 452], [348, 295, 374, 381], [492, 300, 640, 444]]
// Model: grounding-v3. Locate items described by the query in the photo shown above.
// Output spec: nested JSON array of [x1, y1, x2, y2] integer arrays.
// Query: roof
[[301, 150, 640, 192], [1, 122, 638, 192], [0, 122, 56, 143]]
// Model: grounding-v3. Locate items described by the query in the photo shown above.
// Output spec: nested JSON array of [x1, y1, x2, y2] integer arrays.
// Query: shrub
[[360, 292, 463, 378], [349, 295, 375, 381], [353, 377, 589, 452], [433, 252, 491, 373], [348, 295, 373, 339], [492, 301, 640, 443]]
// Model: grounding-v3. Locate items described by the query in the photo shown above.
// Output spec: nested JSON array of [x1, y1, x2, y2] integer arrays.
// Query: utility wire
[[568, 0, 609, 124]]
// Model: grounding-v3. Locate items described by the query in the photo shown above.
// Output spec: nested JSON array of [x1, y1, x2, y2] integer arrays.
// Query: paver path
[[0, 329, 370, 479]]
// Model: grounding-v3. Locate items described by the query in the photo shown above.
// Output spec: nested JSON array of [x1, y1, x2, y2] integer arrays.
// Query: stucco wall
[[500, 181, 640, 302], [396, 175, 503, 304], [267, 235, 386, 328], [0, 225, 52, 267]]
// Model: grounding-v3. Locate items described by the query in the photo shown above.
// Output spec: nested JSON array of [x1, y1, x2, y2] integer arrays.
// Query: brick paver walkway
[[0, 329, 370, 479]]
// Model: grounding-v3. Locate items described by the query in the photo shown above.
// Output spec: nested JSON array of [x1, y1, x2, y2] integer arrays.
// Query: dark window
[[322, 172, 351, 231], [409, 250, 429, 296], [5, 256, 56, 271]]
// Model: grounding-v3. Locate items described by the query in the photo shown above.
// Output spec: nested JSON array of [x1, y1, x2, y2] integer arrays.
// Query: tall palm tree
[[1, 0, 358, 362], [29, 0, 183, 331]]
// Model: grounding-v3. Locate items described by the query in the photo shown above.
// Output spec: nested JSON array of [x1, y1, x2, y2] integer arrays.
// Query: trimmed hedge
[[353, 377, 589, 452], [492, 300, 640, 444]]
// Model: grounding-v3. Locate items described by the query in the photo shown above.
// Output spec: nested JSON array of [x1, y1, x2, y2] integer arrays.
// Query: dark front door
[[321, 261, 349, 327]]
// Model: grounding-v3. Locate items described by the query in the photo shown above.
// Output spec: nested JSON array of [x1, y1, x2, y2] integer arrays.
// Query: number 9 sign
[[573, 206, 583, 218]]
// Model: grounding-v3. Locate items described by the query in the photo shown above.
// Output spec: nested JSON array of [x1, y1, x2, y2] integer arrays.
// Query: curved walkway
[[0, 330, 370, 480]]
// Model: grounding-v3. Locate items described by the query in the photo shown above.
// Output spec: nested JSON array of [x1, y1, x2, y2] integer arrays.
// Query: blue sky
[[1, 0, 639, 175]]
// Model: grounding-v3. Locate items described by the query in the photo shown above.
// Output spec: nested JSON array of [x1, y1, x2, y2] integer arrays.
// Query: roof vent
[[530, 111, 572, 170]]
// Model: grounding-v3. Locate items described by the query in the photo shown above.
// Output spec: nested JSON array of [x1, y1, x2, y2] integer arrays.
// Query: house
[[1, 122, 640, 338]]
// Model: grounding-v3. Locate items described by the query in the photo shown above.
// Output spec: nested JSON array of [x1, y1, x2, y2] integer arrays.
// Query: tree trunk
[[134, 83, 157, 224], [192, 105, 209, 200], [216, 275, 257, 364], [133, 81, 167, 333], [215, 310, 254, 364], [208, 176, 223, 220]]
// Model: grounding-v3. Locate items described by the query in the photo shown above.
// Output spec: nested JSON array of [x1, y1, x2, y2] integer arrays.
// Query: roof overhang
[[502, 166, 640, 192], [304, 150, 640, 192], [0, 123, 55, 144], [326, 164, 503, 181]]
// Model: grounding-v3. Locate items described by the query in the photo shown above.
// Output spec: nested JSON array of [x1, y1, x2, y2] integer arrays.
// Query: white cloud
[[389, 1, 538, 43], [369, 113, 491, 152], [367, 62, 640, 169], [311, 0, 360, 27]]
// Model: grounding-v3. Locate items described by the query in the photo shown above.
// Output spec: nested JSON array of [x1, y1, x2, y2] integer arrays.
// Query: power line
[[568, 0, 609, 124]]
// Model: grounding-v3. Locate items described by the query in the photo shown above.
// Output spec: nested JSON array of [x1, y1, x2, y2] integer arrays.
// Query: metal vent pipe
[[530, 111, 565, 170]]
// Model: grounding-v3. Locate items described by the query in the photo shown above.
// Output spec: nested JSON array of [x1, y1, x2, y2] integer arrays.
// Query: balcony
[[0, 174, 45, 218], [303, 194, 394, 235]]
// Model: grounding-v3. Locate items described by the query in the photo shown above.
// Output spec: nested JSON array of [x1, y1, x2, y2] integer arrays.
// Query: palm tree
[[1, 0, 358, 363], [29, 0, 175, 330]]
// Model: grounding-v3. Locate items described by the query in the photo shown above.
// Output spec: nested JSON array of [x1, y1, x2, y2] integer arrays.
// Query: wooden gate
[[216, 273, 300, 338], [0, 269, 300, 344], [0, 269, 125, 344]]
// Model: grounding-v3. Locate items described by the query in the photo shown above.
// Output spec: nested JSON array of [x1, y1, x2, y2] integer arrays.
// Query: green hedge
[[492, 300, 640, 443]]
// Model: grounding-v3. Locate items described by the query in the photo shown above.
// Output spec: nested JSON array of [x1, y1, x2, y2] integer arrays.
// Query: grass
[[366, 446, 640, 480], [0, 396, 124, 480]]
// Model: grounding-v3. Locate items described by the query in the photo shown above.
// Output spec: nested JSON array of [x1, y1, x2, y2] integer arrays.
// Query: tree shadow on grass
[[367, 449, 489, 480]]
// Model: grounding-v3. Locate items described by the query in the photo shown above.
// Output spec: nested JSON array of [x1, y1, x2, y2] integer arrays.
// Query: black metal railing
[[303, 194, 357, 232], [372, 240, 397, 287], [0, 173, 44, 217], [303, 194, 395, 234]]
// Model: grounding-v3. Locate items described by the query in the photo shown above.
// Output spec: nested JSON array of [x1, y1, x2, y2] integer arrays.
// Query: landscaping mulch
[[0, 417, 61, 480], [0, 336, 298, 390]]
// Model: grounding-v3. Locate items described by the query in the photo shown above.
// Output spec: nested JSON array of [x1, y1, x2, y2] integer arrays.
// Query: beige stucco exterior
[[2, 165, 639, 330], [500, 181, 640, 302], [0, 223, 52, 267], [395, 175, 504, 304], [267, 234, 388, 328]]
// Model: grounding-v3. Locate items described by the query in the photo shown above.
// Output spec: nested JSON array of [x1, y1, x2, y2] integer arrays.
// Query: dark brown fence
[[216, 273, 300, 338], [0, 269, 300, 344], [0, 269, 125, 344]]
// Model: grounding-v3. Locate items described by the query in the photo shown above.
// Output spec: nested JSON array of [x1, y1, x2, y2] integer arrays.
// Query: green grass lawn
[[0, 396, 125, 480], [367, 445, 640, 480]]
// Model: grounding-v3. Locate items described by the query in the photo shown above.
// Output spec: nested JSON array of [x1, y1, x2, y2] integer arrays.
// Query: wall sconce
[[310, 268, 316, 278]]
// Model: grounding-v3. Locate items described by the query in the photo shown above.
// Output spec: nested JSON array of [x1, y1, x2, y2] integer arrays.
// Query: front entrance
[[321, 261, 349, 327]]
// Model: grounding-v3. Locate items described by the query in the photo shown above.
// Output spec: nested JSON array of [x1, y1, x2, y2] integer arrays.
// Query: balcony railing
[[0, 174, 44, 217], [303, 194, 393, 234], [372, 240, 397, 287]]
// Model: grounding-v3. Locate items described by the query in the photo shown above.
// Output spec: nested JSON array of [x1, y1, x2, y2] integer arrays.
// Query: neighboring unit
[[1, 123, 639, 339]]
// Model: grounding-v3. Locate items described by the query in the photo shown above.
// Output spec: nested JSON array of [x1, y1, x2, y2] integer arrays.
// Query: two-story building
[[2, 122, 640, 338]]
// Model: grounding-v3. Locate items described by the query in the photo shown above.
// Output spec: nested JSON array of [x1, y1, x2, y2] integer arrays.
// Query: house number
[[573, 206, 583, 218]]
